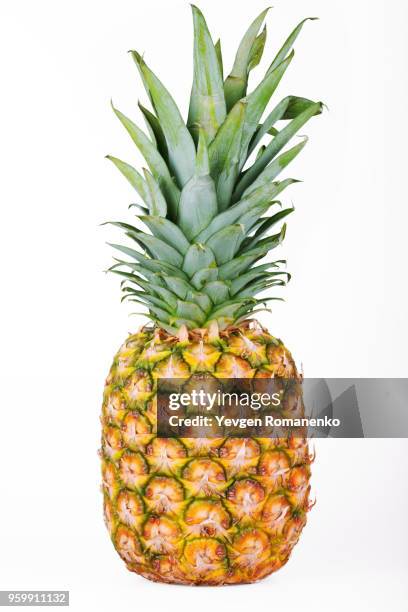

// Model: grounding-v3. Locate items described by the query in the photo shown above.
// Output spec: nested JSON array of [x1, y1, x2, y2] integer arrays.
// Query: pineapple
[[102, 6, 322, 585]]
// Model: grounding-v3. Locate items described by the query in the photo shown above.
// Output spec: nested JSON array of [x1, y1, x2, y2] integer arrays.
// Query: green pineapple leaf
[[128, 202, 149, 214], [218, 249, 268, 280], [239, 52, 294, 168], [235, 278, 286, 299], [241, 209, 294, 251], [188, 5, 227, 144], [224, 8, 270, 111], [206, 224, 245, 265], [146, 304, 172, 322], [110, 260, 164, 286], [177, 130, 218, 240], [248, 25, 267, 72], [106, 155, 150, 206], [207, 299, 255, 321], [248, 95, 320, 154], [182, 243, 216, 277], [106, 7, 323, 329], [138, 216, 190, 255], [267, 17, 318, 75], [127, 230, 184, 267], [248, 97, 291, 154], [108, 243, 188, 278], [215, 39, 224, 80], [197, 178, 297, 242], [282, 95, 323, 119], [142, 169, 167, 216], [162, 276, 193, 300], [235, 202, 271, 233], [176, 300, 207, 324], [111, 103, 180, 219], [240, 224, 286, 256], [235, 101, 322, 197], [203, 281, 230, 305], [131, 51, 196, 187], [118, 286, 174, 313], [137, 101, 169, 162], [209, 100, 247, 211], [230, 264, 286, 294], [149, 285, 179, 310], [190, 267, 219, 290], [242, 138, 308, 197], [187, 291, 212, 314]]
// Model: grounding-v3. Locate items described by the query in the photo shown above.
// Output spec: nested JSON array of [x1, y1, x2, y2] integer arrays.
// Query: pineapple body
[[101, 322, 312, 585]]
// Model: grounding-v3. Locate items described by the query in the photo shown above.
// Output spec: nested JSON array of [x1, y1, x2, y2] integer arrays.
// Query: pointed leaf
[[241, 209, 294, 251], [149, 284, 178, 310], [138, 102, 169, 162], [188, 6, 227, 144], [209, 101, 246, 211], [235, 279, 286, 298], [203, 281, 230, 305], [177, 131, 218, 240], [240, 224, 286, 256], [215, 39, 224, 80], [224, 8, 270, 110], [182, 243, 216, 277], [124, 289, 173, 313], [112, 103, 180, 218], [208, 300, 254, 321], [248, 97, 291, 154], [248, 26, 267, 72], [190, 267, 218, 290], [142, 169, 167, 216], [162, 276, 192, 300], [218, 244, 274, 280], [252, 208, 294, 240], [282, 96, 322, 119], [109, 269, 145, 286], [230, 264, 283, 294], [249, 95, 320, 154], [146, 305, 172, 323], [197, 178, 297, 243], [129, 231, 183, 267], [124, 277, 179, 309], [235, 101, 322, 197], [106, 155, 150, 205], [103, 220, 139, 233], [108, 243, 188, 279], [170, 317, 201, 329], [186, 291, 212, 313], [239, 52, 294, 167], [236, 203, 270, 233], [206, 224, 245, 265], [128, 202, 149, 214], [148, 320, 178, 335], [243, 138, 307, 197], [267, 18, 318, 75], [131, 51, 196, 187], [176, 300, 206, 325], [110, 261, 165, 286], [139, 216, 190, 255]]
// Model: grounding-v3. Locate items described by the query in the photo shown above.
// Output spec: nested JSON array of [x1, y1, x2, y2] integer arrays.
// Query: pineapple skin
[[101, 321, 313, 585]]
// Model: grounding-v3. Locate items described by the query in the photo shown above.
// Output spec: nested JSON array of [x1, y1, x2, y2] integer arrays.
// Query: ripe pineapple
[[102, 6, 322, 585]]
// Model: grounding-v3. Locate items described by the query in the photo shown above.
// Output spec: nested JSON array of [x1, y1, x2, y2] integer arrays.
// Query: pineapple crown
[[105, 6, 323, 334]]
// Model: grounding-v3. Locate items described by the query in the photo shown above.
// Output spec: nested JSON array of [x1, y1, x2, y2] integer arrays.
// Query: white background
[[0, 0, 407, 610]]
